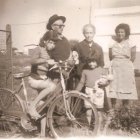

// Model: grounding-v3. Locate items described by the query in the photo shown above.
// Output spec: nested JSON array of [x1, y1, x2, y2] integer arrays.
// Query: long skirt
[[108, 58, 138, 100]]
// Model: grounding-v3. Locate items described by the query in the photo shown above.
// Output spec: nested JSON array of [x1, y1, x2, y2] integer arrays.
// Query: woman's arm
[[109, 48, 113, 61], [98, 47, 104, 67], [130, 46, 136, 62], [76, 70, 86, 91], [30, 47, 46, 65], [31, 47, 52, 65]]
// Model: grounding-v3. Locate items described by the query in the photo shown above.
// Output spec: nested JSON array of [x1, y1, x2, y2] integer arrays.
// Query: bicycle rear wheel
[[0, 88, 23, 137], [48, 91, 99, 138]]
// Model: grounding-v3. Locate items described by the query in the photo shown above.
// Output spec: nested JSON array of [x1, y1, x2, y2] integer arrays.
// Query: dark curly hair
[[115, 23, 130, 38], [39, 30, 58, 47], [85, 57, 96, 63]]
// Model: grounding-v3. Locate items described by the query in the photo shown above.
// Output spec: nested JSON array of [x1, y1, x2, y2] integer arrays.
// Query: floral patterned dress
[[108, 39, 138, 100]]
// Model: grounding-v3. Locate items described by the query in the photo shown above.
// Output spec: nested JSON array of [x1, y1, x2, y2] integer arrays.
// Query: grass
[[103, 103, 140, 138], [9, 54, 140, 138]]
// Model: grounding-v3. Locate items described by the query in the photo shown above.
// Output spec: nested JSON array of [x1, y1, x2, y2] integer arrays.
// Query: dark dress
[[39, 31, 71, 62], [74, 39, 104, 77], [74, 40, 109, 111]]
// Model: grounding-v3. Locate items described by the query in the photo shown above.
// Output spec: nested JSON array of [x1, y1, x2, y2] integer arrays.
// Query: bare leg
[[32, 83, 56, 106], [122, 99, 129, 108], [40, 117, 46, 137], [86, 109, 92, 125], [29, 82, 56, 118], [97, 111, 103, 135]]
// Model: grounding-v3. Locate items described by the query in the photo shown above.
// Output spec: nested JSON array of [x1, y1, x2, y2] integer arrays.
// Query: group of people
[[28, 14, 138, 137]]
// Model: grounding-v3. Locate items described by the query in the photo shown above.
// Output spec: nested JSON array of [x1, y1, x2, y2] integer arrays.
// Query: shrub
[[109, 105, 140, 135]]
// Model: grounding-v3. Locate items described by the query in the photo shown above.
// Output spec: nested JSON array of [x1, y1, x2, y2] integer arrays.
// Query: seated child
[[76, 57, 113, 133], [29, 30, 77, 137], [28, 30, 58, 119]]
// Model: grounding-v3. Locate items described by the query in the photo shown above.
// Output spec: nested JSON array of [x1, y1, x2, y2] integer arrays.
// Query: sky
[[0, 0, 140, 52], [0, 0, 92, 50]]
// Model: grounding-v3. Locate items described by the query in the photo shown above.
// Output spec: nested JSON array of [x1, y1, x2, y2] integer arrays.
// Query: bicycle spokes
[[48, 92, 99, 137]]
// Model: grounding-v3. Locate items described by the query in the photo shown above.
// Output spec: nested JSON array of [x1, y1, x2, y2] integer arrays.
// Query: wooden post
[[89, 0, 92, 24], [6, 24, 13, 90]]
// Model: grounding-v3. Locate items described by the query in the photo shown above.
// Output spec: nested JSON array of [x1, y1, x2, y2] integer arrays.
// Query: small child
[[28, 30, 58, 119], [28, 30, 60, 137], [76, 57, 113, 134]]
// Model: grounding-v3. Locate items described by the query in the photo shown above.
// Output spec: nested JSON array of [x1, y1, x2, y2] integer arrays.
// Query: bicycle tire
[[0, 88, 23, 137], [47, 90, 99, 138]]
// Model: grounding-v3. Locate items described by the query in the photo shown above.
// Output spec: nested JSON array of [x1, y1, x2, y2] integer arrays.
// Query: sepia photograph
[[0, 0, 140, 139]]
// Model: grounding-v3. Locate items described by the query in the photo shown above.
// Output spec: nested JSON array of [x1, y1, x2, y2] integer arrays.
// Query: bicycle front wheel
[[48, 91, 99, 138]]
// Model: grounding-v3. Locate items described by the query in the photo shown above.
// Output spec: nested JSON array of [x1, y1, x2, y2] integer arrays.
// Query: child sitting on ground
[[76, 57, 113, 134]]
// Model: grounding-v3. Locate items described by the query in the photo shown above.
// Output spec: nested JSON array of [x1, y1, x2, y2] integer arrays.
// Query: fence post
[[6, 24, 13, 90]]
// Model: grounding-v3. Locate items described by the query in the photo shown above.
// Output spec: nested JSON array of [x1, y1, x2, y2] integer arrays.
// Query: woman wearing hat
[[28, 14, 74, 137], [29, 15, 73, 118], [40, 14, 71, 62]]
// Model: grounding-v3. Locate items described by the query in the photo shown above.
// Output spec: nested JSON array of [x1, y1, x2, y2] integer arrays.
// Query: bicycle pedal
[[31, 114, 45, 121], [21, 117, 37, 131]]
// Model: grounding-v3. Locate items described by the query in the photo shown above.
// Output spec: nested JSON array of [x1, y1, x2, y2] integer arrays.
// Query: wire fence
[[0, 25, 13, 89]]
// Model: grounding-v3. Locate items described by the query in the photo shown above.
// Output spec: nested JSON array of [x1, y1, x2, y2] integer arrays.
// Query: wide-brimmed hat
[[46, 14, 66, 30]]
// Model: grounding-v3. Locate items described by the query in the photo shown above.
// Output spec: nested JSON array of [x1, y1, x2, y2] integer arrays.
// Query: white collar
[[89, 43, 92, 47]]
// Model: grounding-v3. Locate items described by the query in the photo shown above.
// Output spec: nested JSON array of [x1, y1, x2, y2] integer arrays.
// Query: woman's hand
[[97, 77, 109, 87], [47, 59, 56, 65], [72, 51, 79, 64]]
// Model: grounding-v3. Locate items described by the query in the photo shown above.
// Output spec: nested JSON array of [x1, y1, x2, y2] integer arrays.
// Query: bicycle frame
[[13, 77, 29, 113], [14, 75, 57, 117], [36, 62, 75, 120], [13, 62, 76, 121], [57, 64, 76, 120], [37, 63, 73, 115], [0, 61, 100, 137]]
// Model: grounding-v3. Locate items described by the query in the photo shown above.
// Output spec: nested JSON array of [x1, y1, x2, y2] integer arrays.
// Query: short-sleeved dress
[[76, 67, 106, 108], [108, 39, 138, 100]]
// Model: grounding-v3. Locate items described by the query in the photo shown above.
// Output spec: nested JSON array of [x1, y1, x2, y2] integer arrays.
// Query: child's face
[[44, 40, 55, 51], [88, 61, 97, 69]]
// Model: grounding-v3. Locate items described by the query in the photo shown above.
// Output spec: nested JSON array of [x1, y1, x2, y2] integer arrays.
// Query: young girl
[[76, 57, 113, 134], [28, 30, 61, 137], [108, 23, 138, 109], [28, 30, 57, 119]]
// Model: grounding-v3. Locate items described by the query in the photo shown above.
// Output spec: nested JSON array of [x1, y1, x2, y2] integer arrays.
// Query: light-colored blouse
[[109, 39, 135, 59]]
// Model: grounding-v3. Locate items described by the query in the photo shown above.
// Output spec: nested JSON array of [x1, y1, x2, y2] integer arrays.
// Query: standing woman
[[108, 23, 138, 109]]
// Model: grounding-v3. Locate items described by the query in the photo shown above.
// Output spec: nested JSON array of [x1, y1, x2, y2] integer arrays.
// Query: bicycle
[[0, 61, 99, 138]]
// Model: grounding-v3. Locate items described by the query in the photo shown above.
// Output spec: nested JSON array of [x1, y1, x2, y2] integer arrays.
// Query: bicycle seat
[[13, 73, 26, 79]]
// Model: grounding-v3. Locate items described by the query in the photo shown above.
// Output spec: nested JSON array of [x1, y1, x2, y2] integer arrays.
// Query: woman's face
[[83, 26, 95, 43], [116, 28, 126, 41], [51, 19, 65, 35]]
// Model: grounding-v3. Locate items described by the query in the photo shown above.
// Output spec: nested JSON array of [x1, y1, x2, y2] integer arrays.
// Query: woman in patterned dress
[[108, 23, 138, 109]]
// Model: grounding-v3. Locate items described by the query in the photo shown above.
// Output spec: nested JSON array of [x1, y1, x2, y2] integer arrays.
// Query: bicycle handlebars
[[48, 60, 74, 71]]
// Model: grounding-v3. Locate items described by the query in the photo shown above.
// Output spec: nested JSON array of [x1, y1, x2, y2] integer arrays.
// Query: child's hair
[[39, 30, 58, 48], [86, 57, 97, 64], [83, 57, 98, 69]]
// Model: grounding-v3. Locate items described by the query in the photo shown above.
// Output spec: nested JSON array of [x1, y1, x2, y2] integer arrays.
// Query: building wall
[[95, 0, 140, 9], [92, 6, 140, 68]]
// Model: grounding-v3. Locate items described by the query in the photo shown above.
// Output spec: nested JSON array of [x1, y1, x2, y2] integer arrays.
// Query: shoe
[[28, 102, 41, 119]]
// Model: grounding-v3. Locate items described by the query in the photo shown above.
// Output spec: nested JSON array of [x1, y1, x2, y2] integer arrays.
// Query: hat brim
[[47, 16, 66, 30]]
